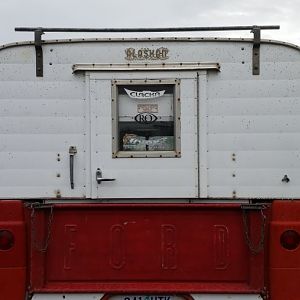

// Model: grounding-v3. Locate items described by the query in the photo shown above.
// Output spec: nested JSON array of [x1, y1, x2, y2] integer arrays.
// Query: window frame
[[111, 79, 181, 158]]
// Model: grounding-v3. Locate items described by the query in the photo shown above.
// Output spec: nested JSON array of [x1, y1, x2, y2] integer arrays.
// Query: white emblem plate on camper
[[125, 47, 169, 61], [125, 88, 165, 99]]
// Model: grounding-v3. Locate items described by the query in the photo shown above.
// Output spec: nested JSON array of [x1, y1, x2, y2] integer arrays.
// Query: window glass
[[112, 80, 180, 158]]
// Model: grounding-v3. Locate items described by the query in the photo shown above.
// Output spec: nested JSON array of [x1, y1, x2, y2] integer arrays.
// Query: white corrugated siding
[[0, 40, 299, 199], [0, 46, 86, 198], [206, 44, 300, 198]]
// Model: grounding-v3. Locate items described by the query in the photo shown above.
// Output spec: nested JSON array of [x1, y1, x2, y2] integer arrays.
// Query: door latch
[[96, 168, 116, 184], [69, 146, 77, 189]]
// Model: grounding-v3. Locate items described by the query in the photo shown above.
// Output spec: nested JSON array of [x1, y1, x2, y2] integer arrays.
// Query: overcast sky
[[0, 0, 299, 46]]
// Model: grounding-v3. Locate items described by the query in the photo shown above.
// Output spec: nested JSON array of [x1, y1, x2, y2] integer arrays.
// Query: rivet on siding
[[232, 190, 237, 198], [232, 173, 236, 177], [232, 153, 236, 161], [56, 173, 61, 178], [55, 190, 61, 198]]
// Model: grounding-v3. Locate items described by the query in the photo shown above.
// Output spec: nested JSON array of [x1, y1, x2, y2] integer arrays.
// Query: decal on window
[[137, 104, 159, 113], [124, 88, 165, 99], [134, 113, 158, 124]]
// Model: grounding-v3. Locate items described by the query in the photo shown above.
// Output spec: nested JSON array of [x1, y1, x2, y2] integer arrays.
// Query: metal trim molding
[[72, 63, 220, 73]]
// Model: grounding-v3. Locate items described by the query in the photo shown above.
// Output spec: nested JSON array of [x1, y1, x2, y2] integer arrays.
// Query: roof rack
[[15, 25, 280, 77]]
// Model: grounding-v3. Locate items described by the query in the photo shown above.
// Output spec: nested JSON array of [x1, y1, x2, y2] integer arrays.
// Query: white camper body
[[0, 36, 300, 200]]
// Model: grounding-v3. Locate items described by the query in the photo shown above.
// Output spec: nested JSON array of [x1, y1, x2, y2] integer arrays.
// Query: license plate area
[[106, 295, 190, 300]]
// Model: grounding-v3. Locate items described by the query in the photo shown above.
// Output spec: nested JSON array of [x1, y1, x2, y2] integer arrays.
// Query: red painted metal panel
[[0, 200, 27, 300], [269, 200, 300, 300], [28, 203, 265, 293]]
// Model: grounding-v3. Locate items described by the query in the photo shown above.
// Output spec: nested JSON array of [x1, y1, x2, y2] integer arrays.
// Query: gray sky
[[0, 0, 299, 46]]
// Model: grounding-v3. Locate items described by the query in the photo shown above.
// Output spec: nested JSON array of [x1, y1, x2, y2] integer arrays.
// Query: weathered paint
[[0, 38, 299, 199], [27, 203, 265, 293], [0, 200, 27, 300], [269, 200, 300, 300]]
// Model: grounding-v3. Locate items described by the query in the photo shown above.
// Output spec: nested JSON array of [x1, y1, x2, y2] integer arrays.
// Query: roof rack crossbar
[[15, 25, 280, 33], [15, 25, 280, 77]]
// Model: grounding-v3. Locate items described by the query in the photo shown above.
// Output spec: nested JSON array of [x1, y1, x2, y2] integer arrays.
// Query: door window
[[111, 79, 181, 158]]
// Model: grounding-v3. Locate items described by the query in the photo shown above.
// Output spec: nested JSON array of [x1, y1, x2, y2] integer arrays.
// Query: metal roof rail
[[15, 25, 280, 77]]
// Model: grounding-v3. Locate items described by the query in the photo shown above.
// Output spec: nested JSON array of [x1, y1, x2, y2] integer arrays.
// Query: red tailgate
[[28, 203, 266, 293]]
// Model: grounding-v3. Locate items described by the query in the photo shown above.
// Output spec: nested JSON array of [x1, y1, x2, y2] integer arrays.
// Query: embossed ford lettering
[[135, 113, 158, 124]]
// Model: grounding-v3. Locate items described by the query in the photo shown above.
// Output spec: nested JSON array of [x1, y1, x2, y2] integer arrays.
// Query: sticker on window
[[137, 104, 158, 113], [125, 88, 165, 99]]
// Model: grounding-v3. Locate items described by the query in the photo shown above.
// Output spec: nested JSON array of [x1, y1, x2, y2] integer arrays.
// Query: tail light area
[[0, 201, 27, 300], [280, 229, 300, 251], [269, 200, 300, 300], [0, 229, 15, 250]]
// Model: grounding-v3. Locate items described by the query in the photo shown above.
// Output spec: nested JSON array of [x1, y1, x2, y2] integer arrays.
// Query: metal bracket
[[252, 26, 261, 75], [34, 28, 44, 77], [241, 203, 266, 210], [25, 202, 52, 209]]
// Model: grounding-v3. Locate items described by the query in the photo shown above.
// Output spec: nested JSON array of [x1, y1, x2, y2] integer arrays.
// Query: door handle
[[96, 168, 116, 184], [69, 146, 77, 189]]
